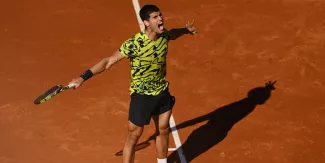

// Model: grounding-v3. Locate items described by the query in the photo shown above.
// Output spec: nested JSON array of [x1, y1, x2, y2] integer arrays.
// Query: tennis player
[[69, 4, 196, 163]]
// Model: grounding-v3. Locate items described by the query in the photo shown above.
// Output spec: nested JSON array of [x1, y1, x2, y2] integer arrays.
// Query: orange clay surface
[[1, 0, 325, 163]]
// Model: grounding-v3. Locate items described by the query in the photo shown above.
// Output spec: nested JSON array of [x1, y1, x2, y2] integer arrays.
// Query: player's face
[[145, 11, 164, 34]]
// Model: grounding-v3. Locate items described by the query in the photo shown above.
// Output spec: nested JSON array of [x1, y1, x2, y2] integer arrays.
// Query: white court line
[[132, 0, 145, 30], [169, 115, 187, 163], [131, 1, 187, 163]]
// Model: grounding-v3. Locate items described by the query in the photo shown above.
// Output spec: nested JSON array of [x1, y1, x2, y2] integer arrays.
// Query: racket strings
[[34, 85, 62, 104]]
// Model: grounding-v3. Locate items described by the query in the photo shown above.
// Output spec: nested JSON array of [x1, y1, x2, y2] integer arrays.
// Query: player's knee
[[158, 125, 170, 136], [127, 125, 143, 143]]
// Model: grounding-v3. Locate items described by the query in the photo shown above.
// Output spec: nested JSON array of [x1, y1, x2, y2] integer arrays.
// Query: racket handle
[[68, 83, 77, 88]]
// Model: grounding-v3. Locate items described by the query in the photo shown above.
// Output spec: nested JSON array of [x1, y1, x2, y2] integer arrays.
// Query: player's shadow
[[167, 81, 277, 162], [115, 81, 276, 161]]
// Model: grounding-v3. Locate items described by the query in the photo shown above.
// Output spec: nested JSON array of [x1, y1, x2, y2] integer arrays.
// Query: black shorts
[[128, 88, 175, 127]]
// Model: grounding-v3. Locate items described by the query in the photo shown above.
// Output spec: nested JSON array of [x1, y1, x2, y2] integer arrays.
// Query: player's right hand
[[69, 77, 84, 89]]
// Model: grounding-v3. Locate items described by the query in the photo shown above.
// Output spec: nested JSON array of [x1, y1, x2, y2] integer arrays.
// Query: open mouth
[[158, 23, 164, 31]]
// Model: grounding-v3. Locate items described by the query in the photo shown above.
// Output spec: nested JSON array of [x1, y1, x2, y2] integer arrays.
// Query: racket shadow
[[115, 133, 157, 156], [167, 81, 277, 163]]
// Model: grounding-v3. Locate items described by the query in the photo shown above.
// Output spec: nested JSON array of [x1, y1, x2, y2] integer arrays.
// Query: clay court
[[1, 0, 325, 162]]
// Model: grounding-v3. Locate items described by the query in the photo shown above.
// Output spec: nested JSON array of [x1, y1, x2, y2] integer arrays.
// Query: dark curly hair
[[139, 5, 160, 21]]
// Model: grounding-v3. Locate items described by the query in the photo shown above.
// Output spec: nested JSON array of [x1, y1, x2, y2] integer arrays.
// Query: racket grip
[[191, 31, 197, 35], [68, 83, 77, 88]]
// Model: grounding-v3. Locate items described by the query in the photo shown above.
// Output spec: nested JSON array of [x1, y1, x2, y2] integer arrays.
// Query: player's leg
[[155, 110, 172, 162], [152, 115, 160, 138], [155, 91, 175, 163], [123, 121, 144, 163], [123, 92, 155, 163]]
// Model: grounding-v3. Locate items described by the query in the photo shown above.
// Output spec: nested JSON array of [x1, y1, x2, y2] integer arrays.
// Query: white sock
[[157, 158, 167, 163]]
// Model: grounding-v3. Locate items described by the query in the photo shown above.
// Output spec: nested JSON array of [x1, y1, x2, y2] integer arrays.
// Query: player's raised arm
[[69, 50, 125, 88], [169, 20, 197, 40]]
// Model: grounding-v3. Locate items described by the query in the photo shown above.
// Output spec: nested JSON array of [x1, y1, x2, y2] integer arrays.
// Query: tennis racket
[[34, 83, 77, 105]]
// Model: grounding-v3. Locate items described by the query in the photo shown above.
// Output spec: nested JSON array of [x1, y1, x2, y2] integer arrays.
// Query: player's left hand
[[186, 20, 197, 34]]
